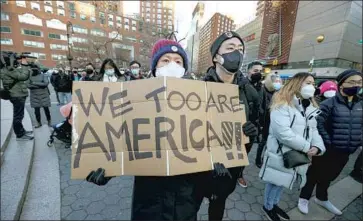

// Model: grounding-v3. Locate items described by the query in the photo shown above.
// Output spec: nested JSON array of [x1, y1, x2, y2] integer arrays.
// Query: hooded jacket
[[259, 96, 325, 189]]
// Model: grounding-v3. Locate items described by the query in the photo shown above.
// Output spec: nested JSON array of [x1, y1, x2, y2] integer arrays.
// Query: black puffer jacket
[[317, 92, 363, 153]]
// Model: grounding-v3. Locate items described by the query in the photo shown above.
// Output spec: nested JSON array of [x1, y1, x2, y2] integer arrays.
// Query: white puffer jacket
[[259, 96, 325, 189]]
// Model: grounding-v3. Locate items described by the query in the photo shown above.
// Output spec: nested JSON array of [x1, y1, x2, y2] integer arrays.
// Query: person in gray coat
[[259, 72, 325, 221], [28, 67, 51, 128]]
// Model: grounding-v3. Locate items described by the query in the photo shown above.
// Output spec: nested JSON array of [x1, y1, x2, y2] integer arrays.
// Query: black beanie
[[336, 69, 361, 86], [210, 31, 245, 60]]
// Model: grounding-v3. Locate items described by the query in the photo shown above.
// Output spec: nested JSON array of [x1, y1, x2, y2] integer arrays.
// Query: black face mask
[[218, 50, 243, 74], [250, 72, 262, 84], [86, 69, 94, 75], [342, 86, 361, 96]]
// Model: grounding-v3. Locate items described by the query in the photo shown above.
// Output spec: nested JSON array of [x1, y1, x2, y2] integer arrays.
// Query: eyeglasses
[[344, 80, 363, 86]]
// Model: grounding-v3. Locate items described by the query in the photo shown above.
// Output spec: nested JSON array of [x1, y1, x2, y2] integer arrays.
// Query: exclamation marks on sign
[[235, 122, 244, 160], [222, 122, 234, 160]]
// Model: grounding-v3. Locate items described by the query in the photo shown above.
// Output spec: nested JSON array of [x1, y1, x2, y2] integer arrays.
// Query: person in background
[[199, 31, 259, 220], [255, 73, 283, 168], [56, 67, 72, 105], [0, 53, 34, 141], [237, 60, 264, 188], [82, 63, 99, 81], [298, 70, 362, 215], [86, 38, 208, 220], [315, 80, 337, 104], [259, 72, 325, 221], [50, 69, 61, 106], [98, 58, 125, 82], [128, 60, 144, 80], [71, 67, 81, 81], [27, 66, 51, 128]]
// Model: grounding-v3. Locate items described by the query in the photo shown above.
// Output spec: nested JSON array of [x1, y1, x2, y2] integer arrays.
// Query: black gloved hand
[[86, 168, 113, 186], [242, 121, 258, 137], [212, 163, 232, 179]]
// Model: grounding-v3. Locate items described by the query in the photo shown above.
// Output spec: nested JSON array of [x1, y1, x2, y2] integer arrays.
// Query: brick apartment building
[[197, 13, 235, 74], [0, 0, 174, 69]]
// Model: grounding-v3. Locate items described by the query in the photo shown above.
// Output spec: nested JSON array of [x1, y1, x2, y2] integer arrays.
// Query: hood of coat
[[292, 95, 321, 118]]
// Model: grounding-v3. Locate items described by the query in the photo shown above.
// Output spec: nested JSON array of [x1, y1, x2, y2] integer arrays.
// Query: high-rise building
[[0, 0, 143, 68], [139, 0, 174, 35], [255, 0, 265, 17], [197, 13, 235, 74], [90, 1, 124, 15], [185, 2, 205, 73]]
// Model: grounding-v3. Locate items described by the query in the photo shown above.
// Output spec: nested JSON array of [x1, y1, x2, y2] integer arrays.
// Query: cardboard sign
[[71, 77, 249, 179]]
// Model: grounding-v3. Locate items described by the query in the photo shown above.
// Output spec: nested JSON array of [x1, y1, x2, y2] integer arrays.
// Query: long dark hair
[[99, 58, 122, 78]]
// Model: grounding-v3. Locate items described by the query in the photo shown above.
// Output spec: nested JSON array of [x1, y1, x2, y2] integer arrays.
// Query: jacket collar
[[336, 91, 359, 105], [292, 95, 320, 117], [204, 66, 238, 84]]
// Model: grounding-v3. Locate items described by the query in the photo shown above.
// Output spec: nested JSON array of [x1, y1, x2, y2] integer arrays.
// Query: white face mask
[[155, 62, 185, 78], [105, 69, 115, 76], [273, 82, 282, 91], [300, 84, 316, 99], [324, 90, 336, 98]]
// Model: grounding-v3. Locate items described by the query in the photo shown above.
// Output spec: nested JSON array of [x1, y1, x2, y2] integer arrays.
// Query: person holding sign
[[199, 31, 260, 220], [86, 38, 205, 220]]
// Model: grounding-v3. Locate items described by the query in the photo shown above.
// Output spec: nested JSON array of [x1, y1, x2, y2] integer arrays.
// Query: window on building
[[1, 12, 9, 21], [73, 26, 87, 34], [109, 31, 122, 40], [16, 0, 26, 7], [158, 2, 162, 8], [146, 2, 150, 7], [116, 16, 121, 23], [116, 23, 122, 28], [124, 18, 129, 25], [71, 37, 87, 43], [146, 18, 150, 23], [31, 2, 40, 11], [132, 20, 136, 26], [58, 9, 65, 16], [46, 19, 66, 30], [168, 21, 172, 25], [91, 29, 105, 37], [80, 14, 87, 20], [50, 44, 68, 50], [157, 20, 161, 25], [56, 1, 64, 8], [23, 40, 45, 48], [168, 25, 173, 30], [22, 29, 42, 37], [125, 25, 129, 31], [0, 26, 11, 33], [1, 38, 13, 45], [48, 33, 67, 40], [157, 9, 161, 14], [44, 5, 53, 13], [70, 11, 76, 19], [68, 2, 75, 11], [99, 12, 105, 18], [132, 26, 136, 31], [44, 0, 52, 5], [108, 21, 114, 28], [52, 54, 67, 61], [157, 14, 161, 19], [108, 14, 113, 21], [1, 0, 8, 4], [30, 52, 46, 60], [19, 14, 42, 26], [146, 14, 150, 19], [90, 17, 96, 23]]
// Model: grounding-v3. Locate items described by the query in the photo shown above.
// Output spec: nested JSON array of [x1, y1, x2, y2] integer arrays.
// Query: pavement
[[24, 86, 362, 220]]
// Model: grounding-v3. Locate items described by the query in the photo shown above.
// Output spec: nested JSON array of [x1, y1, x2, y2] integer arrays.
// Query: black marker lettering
[[155, 117, 197, 163], [206, 121, 223, 149], [180, 115, 188, 151], [218, 95, 232, 113], [189, 119, 204, 151], [109, 90, 133, 118], [105, 121, 133, 161], [186, 92, 202, 111], [145, 86, 166, 113], [231, 96, 242, 112], [75, 87, 109, 117], [206, 92, 221, 113], [168, 91, 185, 111], [133, 118, 153, 160], [73, 122, 112, 169]]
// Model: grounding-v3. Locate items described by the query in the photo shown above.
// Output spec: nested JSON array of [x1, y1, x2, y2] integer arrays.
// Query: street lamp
[[66, 21, 74, 69], [309, 34, 325, 73]]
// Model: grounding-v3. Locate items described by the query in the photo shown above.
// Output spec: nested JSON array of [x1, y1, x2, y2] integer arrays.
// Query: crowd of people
[[0, 30, 362, 221]]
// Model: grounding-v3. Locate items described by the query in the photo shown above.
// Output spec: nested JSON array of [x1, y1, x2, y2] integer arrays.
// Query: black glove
[[212, 163, 232, 179], [242, 121, 258, 137], [86, 168, 113, 186]]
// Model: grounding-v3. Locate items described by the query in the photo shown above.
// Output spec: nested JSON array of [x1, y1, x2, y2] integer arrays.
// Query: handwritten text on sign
[[71, 78, 249, 179]]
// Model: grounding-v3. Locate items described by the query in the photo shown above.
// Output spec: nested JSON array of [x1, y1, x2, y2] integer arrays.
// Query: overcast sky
[[123, 1, 258, 48]]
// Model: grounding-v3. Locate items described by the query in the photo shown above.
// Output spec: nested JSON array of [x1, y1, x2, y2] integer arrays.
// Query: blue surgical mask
[[105, 69, 115, 76], [273, 82, 282, 91], [131, 69, 139, 76]]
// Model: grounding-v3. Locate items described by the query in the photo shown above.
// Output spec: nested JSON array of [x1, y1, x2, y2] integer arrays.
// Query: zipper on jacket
[[348, 109, 352, 145], [289, 169, 296, 189], [261, 156, 269, 179]]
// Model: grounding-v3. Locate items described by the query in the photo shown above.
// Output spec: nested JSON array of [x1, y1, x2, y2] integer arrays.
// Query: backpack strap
[[66, 107, 73, 120], [277, 114, 296, 154]]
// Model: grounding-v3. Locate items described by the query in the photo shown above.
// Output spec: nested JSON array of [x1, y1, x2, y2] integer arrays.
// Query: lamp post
[[66, 21, 74, 69], [309, 34, 325, 73]]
